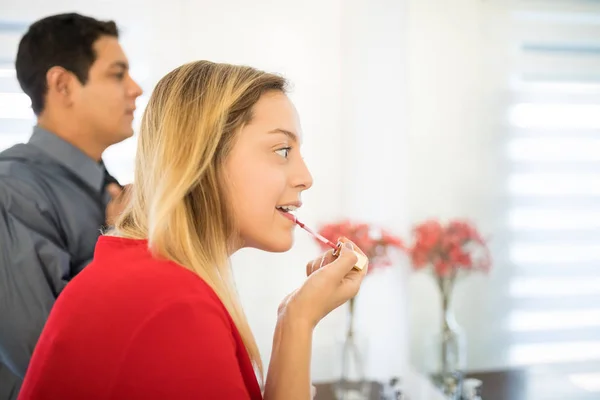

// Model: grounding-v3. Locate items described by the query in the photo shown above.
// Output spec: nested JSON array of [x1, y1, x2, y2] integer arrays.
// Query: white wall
[[340, 0, 410, 382], [0, 0, 412, 382]]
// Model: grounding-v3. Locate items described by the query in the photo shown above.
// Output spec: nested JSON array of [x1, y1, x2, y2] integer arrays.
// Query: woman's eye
[[275, 147, 291, 159]]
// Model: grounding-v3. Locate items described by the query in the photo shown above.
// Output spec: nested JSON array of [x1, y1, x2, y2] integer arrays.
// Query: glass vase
[[432, 275, 466, 399], [334, 297, 371, 400]]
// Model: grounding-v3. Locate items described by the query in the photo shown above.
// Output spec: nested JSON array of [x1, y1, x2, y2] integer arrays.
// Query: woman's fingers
[[305, 249, 336, 276]]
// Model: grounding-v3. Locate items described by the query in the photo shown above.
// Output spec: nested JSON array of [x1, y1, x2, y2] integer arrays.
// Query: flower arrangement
[[406, 218, 491, 386], [407, 219, 491, 278], [314, 220, 404, 396], [315, 220, 405, 272]]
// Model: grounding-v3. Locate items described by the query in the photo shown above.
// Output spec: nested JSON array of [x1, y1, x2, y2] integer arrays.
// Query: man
[[0, 13, 142, 398]]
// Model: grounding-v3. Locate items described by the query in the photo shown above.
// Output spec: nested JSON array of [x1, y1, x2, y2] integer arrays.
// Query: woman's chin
[[239, 230, 295, 253], [256, 235, 294, 253], [262, 239, 293, 253]]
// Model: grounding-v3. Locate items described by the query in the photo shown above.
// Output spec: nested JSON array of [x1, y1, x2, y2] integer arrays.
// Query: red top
[[19, 236, 263, 400]]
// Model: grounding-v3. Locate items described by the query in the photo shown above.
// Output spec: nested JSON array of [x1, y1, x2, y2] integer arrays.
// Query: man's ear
[[46, 66, 75, 107]]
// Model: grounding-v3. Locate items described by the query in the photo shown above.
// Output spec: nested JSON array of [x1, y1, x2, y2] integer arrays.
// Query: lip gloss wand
[[281, 213, 368, 270]]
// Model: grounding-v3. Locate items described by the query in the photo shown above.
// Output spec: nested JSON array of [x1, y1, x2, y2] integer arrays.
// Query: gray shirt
[[0, 126, 116, 399]]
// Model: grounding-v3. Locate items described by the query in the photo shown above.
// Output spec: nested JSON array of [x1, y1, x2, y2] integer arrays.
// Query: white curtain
[[502, 0, 600, 367]]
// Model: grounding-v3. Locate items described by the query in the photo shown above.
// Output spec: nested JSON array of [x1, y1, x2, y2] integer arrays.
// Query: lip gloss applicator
[[296, 219, 338, 250], [280, 212, 368, 271]]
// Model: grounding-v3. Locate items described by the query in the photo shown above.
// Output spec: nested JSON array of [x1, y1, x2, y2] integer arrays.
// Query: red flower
[[414, 220, 443, 250], [434, 260, 451, 277], [410, 249, 428, 268]]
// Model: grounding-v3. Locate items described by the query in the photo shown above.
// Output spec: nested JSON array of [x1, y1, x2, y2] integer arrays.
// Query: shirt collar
[[29, 125, 105, 192]]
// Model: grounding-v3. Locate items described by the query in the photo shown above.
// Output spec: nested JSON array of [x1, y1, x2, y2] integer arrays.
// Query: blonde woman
[[19, 60, 367, 400]]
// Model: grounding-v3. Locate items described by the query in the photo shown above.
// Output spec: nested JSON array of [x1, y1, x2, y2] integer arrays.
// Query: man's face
[[70, 36, 143, 147]]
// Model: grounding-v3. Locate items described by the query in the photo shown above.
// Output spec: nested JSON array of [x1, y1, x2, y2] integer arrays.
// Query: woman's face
[[223, 91, 313, 253]]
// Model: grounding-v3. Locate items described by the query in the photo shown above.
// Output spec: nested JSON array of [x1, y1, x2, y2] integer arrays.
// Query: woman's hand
[[279, 239, 369, 329]]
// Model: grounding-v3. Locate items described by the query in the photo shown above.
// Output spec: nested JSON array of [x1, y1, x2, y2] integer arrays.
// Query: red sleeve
[[108, 295, 252, 399]]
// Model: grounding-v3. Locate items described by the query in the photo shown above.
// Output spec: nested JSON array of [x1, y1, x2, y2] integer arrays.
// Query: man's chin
[[111, 128, 135, 145], [122, 127, 135, 138]]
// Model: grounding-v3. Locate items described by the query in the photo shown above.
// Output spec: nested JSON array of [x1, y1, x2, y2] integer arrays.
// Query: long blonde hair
[[111, 60, 287, 381]]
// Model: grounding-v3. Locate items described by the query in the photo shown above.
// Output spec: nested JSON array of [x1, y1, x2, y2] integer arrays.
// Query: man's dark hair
[[15, 13, 119, 115]]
